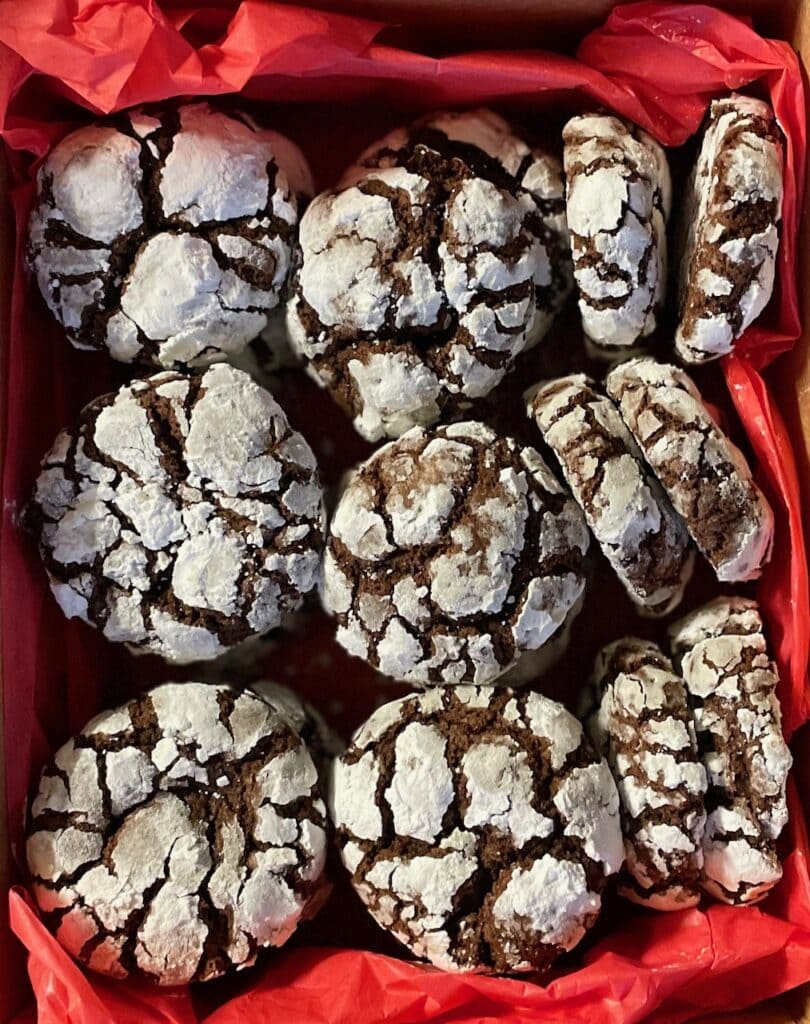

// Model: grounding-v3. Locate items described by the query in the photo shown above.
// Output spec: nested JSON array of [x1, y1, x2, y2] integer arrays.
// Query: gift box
[[0, 1, 809, 1021]]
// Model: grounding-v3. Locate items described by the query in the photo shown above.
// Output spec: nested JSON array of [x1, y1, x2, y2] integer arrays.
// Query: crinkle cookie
[[669, 597, 792, 904], [563, 114, 671, 352], [26, 683, 329, 984], [583, 639, 707, 910], [287, 108, 571, 441], [330, 686, 623, 972], [249, 680, 344, 773], [28, 101, 313, 369], [322, 420, 590, 686], [27, 364, 324, 663], [606, 358, 774, 582], [675, 95, 783, 364], [527, 374, 693, 615]]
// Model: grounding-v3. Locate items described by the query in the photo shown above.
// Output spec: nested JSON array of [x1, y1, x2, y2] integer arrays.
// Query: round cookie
[[563, 114, 671, 352], [287, 108, 571, 441], [330, 686, 623, 972], [668, 597, 791, 905], [249, 679, 344, 773], [26, 683, 329, 984], [675, 95, 783, 364], [28, 102, 313, 369], [527, 374, 693, 615], [583, 638, 707, 910], [27, 364, 325, 663], [322, 420, 590, 686], [606, 358, 774, 582]]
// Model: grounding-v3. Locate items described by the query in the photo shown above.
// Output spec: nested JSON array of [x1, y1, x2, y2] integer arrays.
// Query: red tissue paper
[[0, 2, 808, 1022]]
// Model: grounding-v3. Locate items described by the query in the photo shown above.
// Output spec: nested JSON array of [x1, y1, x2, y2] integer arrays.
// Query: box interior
[[1, 1, 809, 1020]]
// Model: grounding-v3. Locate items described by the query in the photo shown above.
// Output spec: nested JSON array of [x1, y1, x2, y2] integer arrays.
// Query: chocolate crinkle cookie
[[28, 101, 313, 369], [330, 686, 623, 972], [675, 94, 783, 364], [583, 639, 707, 910], [27, 364, 324, 663], [287, 108, 572, 441], [669, 597, 792, 905], [563, 114, 671, 353], [606, 358, 774, 582], [248, 679, 344, 774], [322, 420, 590, 686], [526, 374, 693, 616], [26, 683, 329, 984]]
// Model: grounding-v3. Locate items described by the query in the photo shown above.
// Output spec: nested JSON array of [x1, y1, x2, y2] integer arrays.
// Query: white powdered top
[[583, 638, 707, 911], [322, 420, 589, 686], [330, 685, 622, 973], [675, 94, 783, 363], [287, 108, 571, 441], [527, 374, 692, 615], [27, 683, 328, 984], [249, 680, 343, 772], [30, 364, 324, 662], [669, 596, 792, 904], [28, 101, 312, 369], [563, 113, 671, 350], [606, 357, 774, 582]]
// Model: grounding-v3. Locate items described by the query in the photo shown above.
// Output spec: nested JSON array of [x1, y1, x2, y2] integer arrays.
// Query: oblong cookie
[[582, 638, 706, 910], [563, 113, 671, 352], [322, 420, 590, 686], [675, 94, 783, 364], [606, 358, 774, 582], [26, 683, 330, 983], [668, 597, 792, 904], [330, 686, 623, 972], [527, 374, 693, 616]]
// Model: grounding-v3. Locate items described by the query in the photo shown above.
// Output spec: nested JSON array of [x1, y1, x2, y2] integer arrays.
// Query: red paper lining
[[0, 2, 808, 1021]]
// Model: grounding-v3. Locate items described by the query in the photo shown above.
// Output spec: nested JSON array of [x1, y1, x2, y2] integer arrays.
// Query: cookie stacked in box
[[23, 95, 792, 983]]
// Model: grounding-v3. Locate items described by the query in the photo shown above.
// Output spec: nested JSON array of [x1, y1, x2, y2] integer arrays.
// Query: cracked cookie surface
[[527, 374, 692, 615], [28, 102, 312, 369], [26, 682, 329, 984], [606, 358, 773, 582], [563, 114, 670, 352], [287, 109, 571, 441], [583, 638, 706, 910], [248, 679, 344, 774], [322, 420, 590, 686], [330, 685, 623, 972], [675, 94, 783, 364], [28, 364, 325, 663], [668, 597, 791, 904]]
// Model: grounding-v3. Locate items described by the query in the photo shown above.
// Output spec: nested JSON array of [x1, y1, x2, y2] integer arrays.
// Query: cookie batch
[[23, 96, 793, 984]]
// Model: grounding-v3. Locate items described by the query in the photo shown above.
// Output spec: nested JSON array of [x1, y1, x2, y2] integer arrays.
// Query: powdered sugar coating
[[28, 102, 312, 369], [527, 374, 692, 615], [287, 109, 571, 441], [563, 114, 671, 351], [248, 679, 343, 774], [28, 364, 324, 662], [675, 95, 783, 363], [606, 358, 774, 582], [322, 421, 589, 686], [26, 683, 329, 984], [668, 597, 791, 904], [330, 686, 622, 972], [583, 638, 707, 910]]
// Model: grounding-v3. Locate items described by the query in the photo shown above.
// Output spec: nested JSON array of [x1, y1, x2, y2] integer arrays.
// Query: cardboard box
[[0, 1, 808, 1020]]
